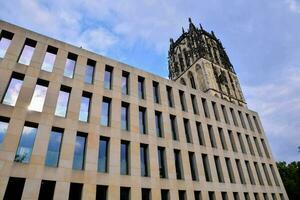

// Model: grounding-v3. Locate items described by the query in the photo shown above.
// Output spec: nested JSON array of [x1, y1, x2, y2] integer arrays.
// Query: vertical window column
[[158, 146, 167, 178], [140, 144, 149, 177], [166, 86, 174, 107], [174, 149, 184, 180], [63, 52, 77, 78], [84, 59, 96, 84], [139, 107, 147, 134], [191, 94, 199, 114], [122, 71, 130, 95], [0, 30, 14, 58], [98, 136, 109, 173], [101, 97, 111, 126], [79, 91, 92, 122], [202, 154, 212, 182], [183, 118, 192, 143], [0, 116, 10, 144], [179, 90, 187, 111], [121, 102, 130, 131], [54, 85, 71, 117], [18, 38, 37, 65], [72, 132, 87, 170], [104, 65, 113, 90], [45, 127, 63, 167], [41, 45, 58, 72], [152, 81, 160, 104], [2, 72, 25, 106], [120, 140, 130, 175], [155, 111, 163, 137], [170, 115, 178, 141], [138, 76, 145, 99], [28, 79, 49, 112], [188, 152, 198, 181]]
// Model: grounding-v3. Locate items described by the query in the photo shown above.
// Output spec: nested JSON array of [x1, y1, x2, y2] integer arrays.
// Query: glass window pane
[[98, 138, 109, 172], [138, 78, 144, 99], [121, 105, 128, 130], [2, 78, 23, 106], [85, 65, 94, 84], [0, 120, 9, 144], [45, 130, 63, 167], [79, 96, 90, 122], [64, 58, 76, 78], [0, 37, 11, 58], [139, 108, 146, 134], [101, 99, 110, 126], [15, 125, 38, 163], [140, 145, 148, 177], [73, 134, 86, 170], [41, 52, 56, 72], [120, 142, 129, 175], [28, 84, 48, 112], [18, 45, 35, 65], [55, 90, 70, 117], [122, 74, 128, 95], [104, 70, 111, 89]]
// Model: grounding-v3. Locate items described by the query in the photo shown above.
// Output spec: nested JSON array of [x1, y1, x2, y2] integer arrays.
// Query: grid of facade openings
[[0, 23, 287, 200]]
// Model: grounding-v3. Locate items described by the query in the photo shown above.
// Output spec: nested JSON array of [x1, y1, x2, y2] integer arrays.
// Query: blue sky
[[1, 0, 299, 162]]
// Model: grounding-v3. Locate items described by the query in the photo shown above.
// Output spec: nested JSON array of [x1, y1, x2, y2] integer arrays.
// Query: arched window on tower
[[180, 78, 186, 86], [188, 72, 196, 89]]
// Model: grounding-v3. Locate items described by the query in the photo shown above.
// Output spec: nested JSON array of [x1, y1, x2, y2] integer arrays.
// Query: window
[[196, 122, 205, 146], [194, 191, 202, 200], [140, 144, 149, 177], [14, 122, 38, 163], [161, 190, 169, 200], [209, 192, 216, 200], [84, 59, 96, 84], [155, 111, 163, 137], [279, 194, 284, 200], [122, 71, 129, 95], [121, 102, 130, 131], [202, 154, 212, 182], [170, 115, 178, 140], [142, 188, 151, 200], [244, 193, 250, 200], [138, 76, 145, 99], [166, 86, 174, 107], [235, 159, 246, 184], [254, 162, 264, 185], [179, 90, 187, 111], [214, 156, 224, 182], [28, 79, 49, 112], [188, 152, 198, 181], [45, 127, 63, 167], [174, 149, 184, 179], [246, 113, 254, 131], [261, 139, 270, 158], [0, 116, 9, 144], [230, 108, 238, 126], [237, 132, 247, 154], [139, 107, 147, 134], [233, 192, 240, 200], [253, 116, 262, 133], [120, 140, 130, 175], [218, 128, 227, 150], [245, 160, 255, 185], [54, 85, 71, 117], [207, 125, 217, 148], [18, 38, 37, 65], [222, 192, 228, 200], [101, 97, 111, 126], [262, 163, 272, 186], [120, 187, 130, 200], [270, 164, 280, 186], [212, 102, 220, 121], [96, 185, 108, 200], [183, 118, 192, 143], [179, 190, 186, 200], [263, 193, 269, 200], [2, 72, 24, 106], [246, 135, 255, 156], [191, 94, 199, 114], [41, 45, 58, 72], [152, 81, 160, 103], [228, 130, 237, 152], [4, 177, 25, 200], [104, 65, 113, 90], [254, 193, 260, 200], [158, 146, 167, 178], [38, 180, 56, 200], [201, 98, 210, 118], [72, 132, 87, 170], [254, 137, 263, 157], [272, 194, 277, 200], [69, 183, 83, 200], [79, 91, 92, 122], [98, 137, 109, 173], [238, 111, 246, 129], [0, 30, 14, 58], [221, 105, 230, 124], [225, 157, 235, 183], [64, 52, 77, 78], [189, 73, 196, 89]]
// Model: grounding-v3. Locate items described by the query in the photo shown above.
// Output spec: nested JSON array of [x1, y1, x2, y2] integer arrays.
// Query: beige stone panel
[[0, 176, 9, 199], [82, 183, 96, 199], [53, 181, 70, 200], [22, 178, 41, 200]]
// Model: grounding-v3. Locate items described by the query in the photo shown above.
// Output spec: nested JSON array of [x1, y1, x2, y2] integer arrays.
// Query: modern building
[[0, 19, 288, 200]]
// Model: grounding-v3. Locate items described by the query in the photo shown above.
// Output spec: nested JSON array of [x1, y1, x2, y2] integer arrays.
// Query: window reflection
[[98, 137, 109, 172], [64, 53, 77, 78], [41, 46, 57, 72], [45, 129, 63, 167], [104, 65, 113, 90], [0, 117, 9, 144], [73, 133, 86, 170], [2, 78, 23, 106], [85, 65, 94, 84], [79, 92, 91, 122], [0, 30, 13, 58], [101, 97, 111, 126], [55, 86, 71, 117], [28, 80, 49, 112], [120, 141, 129, 175], [18, 39, 36, 65], [121, 103, 129, 131]]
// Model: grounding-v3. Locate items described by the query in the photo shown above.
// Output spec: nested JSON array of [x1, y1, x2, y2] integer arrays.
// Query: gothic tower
[[168, 18, 246, 107]]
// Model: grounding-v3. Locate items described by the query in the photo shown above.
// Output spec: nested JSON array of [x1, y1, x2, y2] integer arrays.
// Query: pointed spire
[[199, 23, 203, 30], [182, 27, 185, 34], [211, 31, 216, 38], [189, 17, 192, 23], [188, 17, 196, 31]]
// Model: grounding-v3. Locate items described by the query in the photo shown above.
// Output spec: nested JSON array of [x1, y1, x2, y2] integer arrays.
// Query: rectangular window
[[158, 146, 167, 178], [142, 188, 151, 200], [69, 183, 83, 200], [18, 38, 36, 65], [96, 185, 108, 200], [279, 194, 284, 200], [245, 160, 255, 185], [230, 108, 238, 126], [0, 116, 10, 144], [270, 164, 280, 186], [246, 135, 255, 156], [201, 98, 210, 118], [28, 79, 49, 112], [238, 111, 247, 129], [244, 193, 250, 200], [261, 139, 270, 158], [178, 190, 186, 200], [138, 76, 145, 99], [225, 157, 235, 183], [2, 72, 24, 106], [189, 152, 198, 181], [254, 137, 263, 157], [101, 97, 111, 126], [235, 159, 246, 184], [4, 177, 25, 200], [120, 187, 130, 200], [161, 189, 169, 200], [38, 180, 56, 200], [202, 154, 212, 182], [207, 125, 217, 148], [14, 122, 38, 163], [221, 105, 230, 124], [166, 86, 174, 107], [139, 107, 147, 134], [212, 101, 220, 121], [218, 128, 227, 150], [54, 85, 71, 117], [183, 118, 192, 143], [263, 193, 269, 200], [254, 162, 264, 185], [120, 140, 130, 175], [237, 132, 247, 154], [191, 94, 199, 114], [45, 127, 63, 167], [262, 163, 272, 186], [179, 90, 187, 111], [174, 149, 184, 179], [122, 71, 129, 95], [228, 130, 237, 152], [84, 59, 96, 84], [0, 30, 14, 58], [155, 111, 163, 137], [152, 81, 160, 103], [72, 132, 87, 170], [104, 65, 113, 90], [222, 192, 228, 200], [64, 52, 77, 78], [140, 144, 149, 177], [272, 194, 277, 200], [194, 191, 201, 200], [121, 102, 130, 131], [214, 156, 224, 182], [254, 193, 260, 200], [209, 192, 216, 200], [253, 116, 262, 133], [41, 45, 58, 72], [246, 113, 254, 131], [98, 136, 109, 173], [170, 115, 178, 140], [79, 91, 92, 122], [233, 192, 240, 200], [196, 122, 205, 146]]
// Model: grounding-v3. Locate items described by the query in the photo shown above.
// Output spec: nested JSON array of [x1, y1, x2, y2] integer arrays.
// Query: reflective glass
[[54, 90, 70, 117], [139, 110, 146, 134], [120, 142, 128, 175], [122, 75, 128, 95], [98, 138, 108, 172], [79, 96, 90, 122], [15, 126, 37, 163], [41, 52, 56, 72], [104, 70, 111, 89], [2, 78, 23, 106], [101, 100, 110, 126], [18, 45, 35, 65], [73, 135, 86, 170], [28, 84, 48, 112], [45, 130, 63, 167], [64, 58, 76, 78], [0, 37, 11, 58], [84, 65, 94, 84], [0, 120, 9, 144], [121, 105, 128, 130]]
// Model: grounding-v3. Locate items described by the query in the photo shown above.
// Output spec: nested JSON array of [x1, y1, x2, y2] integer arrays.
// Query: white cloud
[[286, 0, 300, 13]]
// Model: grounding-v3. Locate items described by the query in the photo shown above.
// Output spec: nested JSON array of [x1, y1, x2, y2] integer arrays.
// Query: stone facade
[[0, 20, 288, 200]]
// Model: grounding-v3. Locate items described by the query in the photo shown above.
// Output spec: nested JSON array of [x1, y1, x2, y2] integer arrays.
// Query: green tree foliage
[[277, 161, 300, 200]]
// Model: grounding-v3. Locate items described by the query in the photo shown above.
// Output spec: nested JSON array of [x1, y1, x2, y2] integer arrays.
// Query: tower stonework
[[169, 18, 246, 107]]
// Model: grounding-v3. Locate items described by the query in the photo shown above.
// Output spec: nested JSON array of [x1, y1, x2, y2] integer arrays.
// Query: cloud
[[285, 0, 300, 13]]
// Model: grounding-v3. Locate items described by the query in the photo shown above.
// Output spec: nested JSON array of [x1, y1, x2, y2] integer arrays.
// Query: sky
[[1, 0, 300, 162]]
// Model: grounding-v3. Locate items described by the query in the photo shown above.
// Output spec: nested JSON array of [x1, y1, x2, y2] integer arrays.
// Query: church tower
[[168, 18, 246, 107]]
